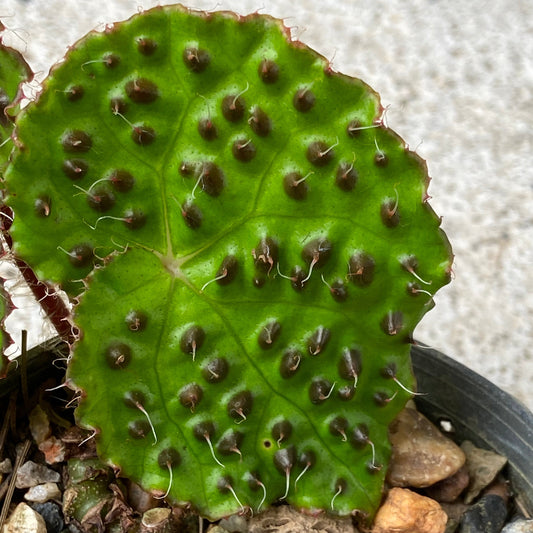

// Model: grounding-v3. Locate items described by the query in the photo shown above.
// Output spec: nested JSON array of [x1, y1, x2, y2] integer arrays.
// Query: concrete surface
[[1, 0, 532, 410]]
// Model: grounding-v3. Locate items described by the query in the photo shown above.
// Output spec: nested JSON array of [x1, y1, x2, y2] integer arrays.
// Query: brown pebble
[[461, 440, 507, 504], [387, 407, 466, 488], [426, 464, 470, 503], [373, 487, 447, 533]]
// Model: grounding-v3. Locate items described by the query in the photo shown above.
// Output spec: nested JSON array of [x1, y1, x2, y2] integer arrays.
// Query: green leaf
[[0, 39, 32, 174], [5, 6, 452, 521]]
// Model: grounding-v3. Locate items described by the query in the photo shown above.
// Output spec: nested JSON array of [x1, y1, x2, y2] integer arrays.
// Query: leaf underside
[[5, 6, 452, 521]]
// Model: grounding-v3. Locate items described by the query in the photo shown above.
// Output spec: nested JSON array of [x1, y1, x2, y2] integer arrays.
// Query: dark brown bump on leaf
[[179, 383, 203, 411], [401, 255, 419, 274], [258, 59, 279, 84], [123, 208, 147, 230], [109, 169, 134, 192], [232, 138, 256, 162], [132, 124, 156, 145], [179, 161, 196, 177], [253, 275, 266, 288], [34, 196, 51, 217], [367, 461, 383, 474], [110, 97, 128, 115], [222, 94, 245, 122], [180, 325, 205, 357], [373, 391, 393, 407], [62, 130, 92, 153], [302, 238, 333, 268], [407, 281, 421, 296], [293, 87, 315, 112], [346, 119, 362, 138], [158, 448, 181, 469], [105, 342, 132, 369], [374, 151, 389, 167], [308, 326, 331, 355], [126, 78, 159, 103], [290, 266, 306, 292], [247, 471, 264, 491], [125, 310, 148, 332], [249, 107, 272, 136], [128, 420, 150, 439], [62, 159, 88, 180], [66, 85, 84, 102], [258, 320, 281, 349], [86, 186, 115, 213], [283, 171, 308, 200], [198, 118, 218, 141], [280, 347, 302, 379], [272, 420, 292, 445], [68, 243, 93, 268], [193, 420, 215, 441], [307, 141, 335, 167], [351, 423, 369, 449], [329, 416, 348, 440], [137, 37, 158, 55], [183, 47, 210, 72], [380, 362, 397, 380], [381, 199, 400, 227], [0, 89, 10, 126], [217, 475, 234, 493], [338, 385, 355, 401], [216, 255, 239, 286], [252, 236, 278, 274], [381, 311, 403, 336], [336, 161, 358, 191], [338, 348, 362, 382], [334, 478, 348, 495], [199, 162, 225, 196], [123, 390, 145, 409], [181, 201, 202, 229], [104, 54, 120, 68], [273, 445, 296, 475], [309, 378, 333, 404], [298, 450, 316, 469], [227, 390, 253, 421], [327, 279, 348, 302], [348, 251, 375, 287], [217, 430, 244, 456], [202, 357, 229, 383]]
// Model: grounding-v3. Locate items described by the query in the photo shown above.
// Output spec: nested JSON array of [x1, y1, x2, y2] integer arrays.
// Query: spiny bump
[[258, 59, 279, 84], [105, 342, 132, 369]]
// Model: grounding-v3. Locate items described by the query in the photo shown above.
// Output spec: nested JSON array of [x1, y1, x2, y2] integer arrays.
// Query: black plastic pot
[[412, 344, 533, 514]]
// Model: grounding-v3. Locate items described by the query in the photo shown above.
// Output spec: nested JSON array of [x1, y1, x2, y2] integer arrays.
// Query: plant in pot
[[0, 5, 531, 532]]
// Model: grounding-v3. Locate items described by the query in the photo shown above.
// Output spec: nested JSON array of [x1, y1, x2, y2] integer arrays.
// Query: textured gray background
[[1, 0, 532, 409]]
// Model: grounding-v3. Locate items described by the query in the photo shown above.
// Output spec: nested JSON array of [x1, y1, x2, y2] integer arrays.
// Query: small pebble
[[458, 493, 508, 533], [29, 405, 52, 445], [0, 457, 12, 474], [248, 505, 354, 533], [30, 501, 65, 533], [15, 460, 61, 489], [3, 502, 47, 533], [388, 408, 466, 487], [141, 507, 171, 527], [502, 519, 533, 533], [24, 482, 62, 503], [426, 464, 470, 503], [461, 441, 507, 504], [219, 514, 248, 532], [373, 487, 447, 533], [39, 436, 66, 465], [127, 480, 159, 513]]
